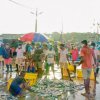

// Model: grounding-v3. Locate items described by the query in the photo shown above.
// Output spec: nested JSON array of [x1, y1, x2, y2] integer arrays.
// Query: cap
[[91, 42, 95, 46], [81, 40, 87, 45], [60, 43, 65, 47]]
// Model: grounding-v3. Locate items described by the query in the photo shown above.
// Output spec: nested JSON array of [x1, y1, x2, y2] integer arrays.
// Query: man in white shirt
[[22, 43, 26, 53], [59, 44, 72, 81], [16, 45, 24, 71], [45, 45, 55, 78]]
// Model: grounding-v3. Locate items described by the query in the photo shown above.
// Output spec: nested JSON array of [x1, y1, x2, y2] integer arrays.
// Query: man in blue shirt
[[0, 44, 4, 70], [9, 71, 31, 97]]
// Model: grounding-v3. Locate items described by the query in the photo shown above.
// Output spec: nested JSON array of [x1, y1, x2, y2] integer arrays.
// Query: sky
[[0, 0, 100, 34]]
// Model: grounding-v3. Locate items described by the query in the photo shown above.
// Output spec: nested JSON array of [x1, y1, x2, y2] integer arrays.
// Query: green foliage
[[46, 32, 100, 43]]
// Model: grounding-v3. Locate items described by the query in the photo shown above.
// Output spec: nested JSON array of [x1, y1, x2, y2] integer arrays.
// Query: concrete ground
[[0, 64, 100, 100]]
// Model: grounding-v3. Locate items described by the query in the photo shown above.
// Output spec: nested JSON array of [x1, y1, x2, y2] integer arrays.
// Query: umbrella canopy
[[20, 32, 48, 42]]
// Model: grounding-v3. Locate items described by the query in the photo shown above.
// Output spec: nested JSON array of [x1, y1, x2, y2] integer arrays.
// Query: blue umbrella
[[33, 33, 48, 42]]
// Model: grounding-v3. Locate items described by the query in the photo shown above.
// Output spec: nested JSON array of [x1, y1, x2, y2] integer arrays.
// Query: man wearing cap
[[79, 40, 93, 98]]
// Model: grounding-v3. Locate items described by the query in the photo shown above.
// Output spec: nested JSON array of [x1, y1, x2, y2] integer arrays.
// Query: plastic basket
[[67, 63, 74, 72], [7, 73, 38, 90], [62, 67, 68, 76], [77, 69, 94, 80], [76, 69, 83, 78]]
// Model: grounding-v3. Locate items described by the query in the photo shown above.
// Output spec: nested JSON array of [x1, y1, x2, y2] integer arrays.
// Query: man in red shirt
[[79, 40, 93, 98]]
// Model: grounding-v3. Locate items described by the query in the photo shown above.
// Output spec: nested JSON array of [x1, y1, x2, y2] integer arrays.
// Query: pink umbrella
[[20, 32, 48, 42], [20, 33, 34, 42]]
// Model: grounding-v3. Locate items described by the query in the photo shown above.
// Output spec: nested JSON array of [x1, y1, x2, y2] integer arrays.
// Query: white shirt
[[91, 48, 100, 67], [16, 48, 24, 58], [22, 44, 26, 52], [31, 49, 35, 55], [46, 49, 55, 64], [94, 49, 100, 60], [59, 48, 68, 63]]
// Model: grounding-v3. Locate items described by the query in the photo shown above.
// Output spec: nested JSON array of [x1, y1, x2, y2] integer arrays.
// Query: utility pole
[[93, 19, 100, 41], [97, 23, 100, 34], [60, 18, 63, 43], [93, 19, 100, 34], [31, 8, 43, 32], [9, 0, 43, 32]]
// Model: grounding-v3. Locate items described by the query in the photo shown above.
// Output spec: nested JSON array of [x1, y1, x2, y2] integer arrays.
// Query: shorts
[[9, 83, 22, 96], [82, 68, 92, 79], [16, 58, 23, 66], [4, 58, 12, 65]]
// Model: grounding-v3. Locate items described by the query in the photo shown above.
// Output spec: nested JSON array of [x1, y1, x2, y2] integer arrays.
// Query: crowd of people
[[0, 40, 100, 98], [0, 42, 79, 76]]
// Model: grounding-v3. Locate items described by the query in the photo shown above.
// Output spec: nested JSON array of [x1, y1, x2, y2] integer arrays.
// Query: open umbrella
[[20, 32, 48, 42]]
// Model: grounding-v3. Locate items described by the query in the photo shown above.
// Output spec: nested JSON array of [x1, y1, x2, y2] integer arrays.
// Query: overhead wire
[[8, 0, 34, 11], [8, 0, 43, 32]]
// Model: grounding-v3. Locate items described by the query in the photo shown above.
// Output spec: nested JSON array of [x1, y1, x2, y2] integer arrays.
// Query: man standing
[[59, 44, 72, 81], [90, 42, 100, 95], [71, 46, 79, 75], [32, 43, 44, 77], [16, 45, 24, 72], [3, 43, 12, 72], [0, 44, 4, 70], [45, 45, 56, 78], [79, 40, 93, 98]]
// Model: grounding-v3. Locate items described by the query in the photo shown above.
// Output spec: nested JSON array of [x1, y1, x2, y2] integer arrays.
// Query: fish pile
[[0, 91, 18, 100], [31, 79, 84, 98], [0, 80, 6, 86]]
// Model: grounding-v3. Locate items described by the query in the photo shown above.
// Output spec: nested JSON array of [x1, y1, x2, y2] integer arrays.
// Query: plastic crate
[[24, 73, 38, 86], [7, 73, 38, 90], [7, 78, 13, 90]]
